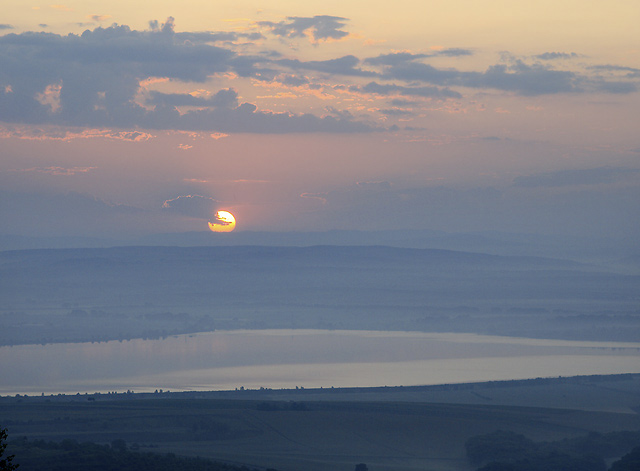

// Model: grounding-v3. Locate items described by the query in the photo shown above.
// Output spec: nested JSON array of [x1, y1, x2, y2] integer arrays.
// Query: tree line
[[466, 429, 640, 471]]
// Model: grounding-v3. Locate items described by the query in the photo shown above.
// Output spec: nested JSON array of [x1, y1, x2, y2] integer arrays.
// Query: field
[[3, 375, 640, 471]]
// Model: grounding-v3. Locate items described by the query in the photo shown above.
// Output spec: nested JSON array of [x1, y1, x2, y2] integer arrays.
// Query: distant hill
[[1, 245, 638, 344], [1, 229, 637, 264]]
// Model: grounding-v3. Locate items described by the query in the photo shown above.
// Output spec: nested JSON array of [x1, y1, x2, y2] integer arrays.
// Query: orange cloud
[[35, 82, 62, 113], [0, 126, 154, 142], [300, 192, 328, 204], [88, 14, 113, 22], [363, 38, 387, 46]]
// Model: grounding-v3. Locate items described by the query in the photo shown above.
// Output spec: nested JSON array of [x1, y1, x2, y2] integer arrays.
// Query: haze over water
[[3, 330, 640, 396]]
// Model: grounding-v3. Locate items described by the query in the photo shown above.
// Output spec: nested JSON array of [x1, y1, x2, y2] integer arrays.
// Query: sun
[[208, 210, 236, 232]]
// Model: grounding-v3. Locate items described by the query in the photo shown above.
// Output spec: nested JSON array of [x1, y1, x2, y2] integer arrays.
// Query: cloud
[[592, 81, 637, 94], [0, 125, 153, 141], [176, 31, 265, 44], [375, 58, 579, 95], [351, 81, 462, 99], [437, 48, 473, 57], [89, 15, 112, 23], [300, 192, 328, 204], [588, 64, 640, 79], [277, 55, 376, 77], [148, 88, 239, 108], [161, 194, 220, 218], [0, 190, 146, 237], [9, 166, 97, 176], [273, 74, 310, 87], [388, 98, 416, 107], [0, 22, 236, 126], [0, 24, 14, 30], [296, 179, 640, 237], [378, 108, 414, 116], [365, 52, 430, 66], [298, 184, 505, 231], [149, 17, 175, 34], [364, 49, 472, 66], [0, 22, 381, 133], [365, 53, 638, 96], [462, 62, 579, 95], [1, 19, 636, 136], [259, 15, 349, 43], [534, 52, 579, 60], [356, 180, 391, 190], [512, 167, 640, 188]]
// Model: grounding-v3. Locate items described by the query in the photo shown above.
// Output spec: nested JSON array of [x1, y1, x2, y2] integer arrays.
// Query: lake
[[2, 329, 640, 396]]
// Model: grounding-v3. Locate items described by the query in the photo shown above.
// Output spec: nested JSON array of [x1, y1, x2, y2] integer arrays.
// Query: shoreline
[[4, 372, 639, 406]]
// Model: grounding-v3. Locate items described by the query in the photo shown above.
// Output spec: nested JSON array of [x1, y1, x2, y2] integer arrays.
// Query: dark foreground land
[[3, 374, 640, 471]]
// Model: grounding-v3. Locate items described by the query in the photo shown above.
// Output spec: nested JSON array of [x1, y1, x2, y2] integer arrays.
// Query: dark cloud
[[378, 108, 414, 116], [0, 24, 14, 30], [588, 64, 640, 79], [364, 52, 430, 66], [0, 22, 381, 133], [365, 53, 637, 96], [0, 190, 146, 237], [389, 98, 416, 107], [149, 88, 239, 108], [374, 58, 578, 95], [437, 48, 473, 57], [364, 49, 472, 65], [175, 31, 265, 44], [462, 62, 579, 95], [351, 81, 462, 99], [148, 104, 381, 133], [535, 52, 579, 60], [259, 15, 349, 42], [277, 55, 376, 77], [589, 64, 640, 73], [1, 19, 636, 135], [149, 17, 175, 34], [513, 167, 640, 188], [592, 81, 637, 94], [323, 106, 354, 120], [276, 74, 310, 86]]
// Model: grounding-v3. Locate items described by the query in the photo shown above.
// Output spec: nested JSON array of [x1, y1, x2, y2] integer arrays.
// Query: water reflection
[[2, 330, 639, 395]]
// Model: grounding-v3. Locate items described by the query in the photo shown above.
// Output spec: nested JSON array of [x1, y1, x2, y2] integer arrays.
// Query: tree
[[0, 428, 19, 471], [610, 446, 640, 471]]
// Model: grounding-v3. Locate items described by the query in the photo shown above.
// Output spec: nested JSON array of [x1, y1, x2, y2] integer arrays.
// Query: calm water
[[2, 329, 640, 396]]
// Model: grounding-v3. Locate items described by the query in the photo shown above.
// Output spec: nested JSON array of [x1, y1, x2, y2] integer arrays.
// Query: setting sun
[[208, 210, 236, 232]]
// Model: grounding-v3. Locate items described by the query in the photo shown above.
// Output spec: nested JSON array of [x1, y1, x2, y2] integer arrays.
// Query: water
[[2, 329, 640, 396]]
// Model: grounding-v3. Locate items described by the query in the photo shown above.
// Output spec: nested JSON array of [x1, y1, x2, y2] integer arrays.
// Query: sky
[[1, 0, 639, 239]]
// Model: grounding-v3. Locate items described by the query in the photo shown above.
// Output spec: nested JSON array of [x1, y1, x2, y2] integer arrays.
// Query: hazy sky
[[1, 0, 639, 238]]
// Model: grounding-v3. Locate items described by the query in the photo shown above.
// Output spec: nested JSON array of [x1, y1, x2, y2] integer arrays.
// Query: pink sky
[[1, 1, 639, 238]]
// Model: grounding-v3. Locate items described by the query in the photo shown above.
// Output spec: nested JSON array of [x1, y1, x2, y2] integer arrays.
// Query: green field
[[3, 375, 640, 471]]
